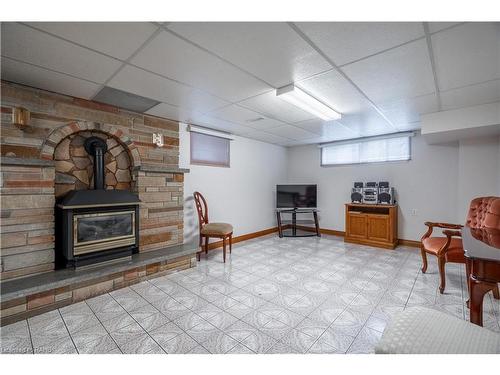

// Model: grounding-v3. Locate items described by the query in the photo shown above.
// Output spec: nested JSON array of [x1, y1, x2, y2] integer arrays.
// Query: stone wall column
[[133, 165, 187, 252], [0, 158, 56, 280]]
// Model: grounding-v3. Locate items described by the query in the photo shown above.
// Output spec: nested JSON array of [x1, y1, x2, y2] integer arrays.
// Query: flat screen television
[[277, 184, 317, 209]]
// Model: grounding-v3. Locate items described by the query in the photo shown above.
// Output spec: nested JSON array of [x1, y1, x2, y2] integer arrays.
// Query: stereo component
[[351, 182, 364, 203], [378, 181, 395, 204], [350, 181, 396, 205], [351, 182, 363, 203], [363, 182, 378, 204]]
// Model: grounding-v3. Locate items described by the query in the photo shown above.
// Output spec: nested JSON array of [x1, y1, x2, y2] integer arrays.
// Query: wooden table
[[462, 227, 500, 326]]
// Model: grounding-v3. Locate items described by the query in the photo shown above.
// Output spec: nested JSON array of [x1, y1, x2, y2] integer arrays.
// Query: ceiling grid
[[423, 22, 443, 111], [287, 22, 399, 132], [1, 21, 499, 146]]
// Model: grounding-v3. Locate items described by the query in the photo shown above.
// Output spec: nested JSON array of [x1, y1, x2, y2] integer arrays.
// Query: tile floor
[[1, 234, 499, 354]]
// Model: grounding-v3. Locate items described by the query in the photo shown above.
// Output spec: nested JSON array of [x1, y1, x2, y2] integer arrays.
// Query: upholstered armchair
[[420, 196, 500, 294], [193, 191, 233, 263]]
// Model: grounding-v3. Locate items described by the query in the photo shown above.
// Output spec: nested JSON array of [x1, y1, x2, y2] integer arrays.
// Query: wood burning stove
[[56, 137, 140, 268]]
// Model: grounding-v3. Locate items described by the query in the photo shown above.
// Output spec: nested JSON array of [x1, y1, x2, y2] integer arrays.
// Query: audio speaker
[[378, 181, 395, 204], [351, 191, 363, 203], [351, 182, 364, 203]]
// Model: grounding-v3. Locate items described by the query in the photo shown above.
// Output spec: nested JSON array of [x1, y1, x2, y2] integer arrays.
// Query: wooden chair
[[193, 191, 233, 263], [421, 196, 500, 295]]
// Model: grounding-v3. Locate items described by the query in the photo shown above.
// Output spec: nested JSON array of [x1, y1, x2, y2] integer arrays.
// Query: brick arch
[[41, 121, 141, 167]]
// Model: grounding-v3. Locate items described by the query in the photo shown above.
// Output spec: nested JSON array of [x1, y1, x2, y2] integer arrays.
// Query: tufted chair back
[[470, 227, 500, 248], [466, 197, 500, 229]]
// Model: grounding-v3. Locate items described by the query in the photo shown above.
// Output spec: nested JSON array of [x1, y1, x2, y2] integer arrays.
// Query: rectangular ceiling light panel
[[276, 84, 342, 121]]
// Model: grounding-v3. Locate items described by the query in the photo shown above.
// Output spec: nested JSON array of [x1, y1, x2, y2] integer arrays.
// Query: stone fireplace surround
[[54, 130, 133, 198], [0, 81, 197, 325]]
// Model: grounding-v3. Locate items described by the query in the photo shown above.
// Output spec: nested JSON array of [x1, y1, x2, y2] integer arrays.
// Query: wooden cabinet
[[345, 204, 398, 249], [347, 212, 368, 239]]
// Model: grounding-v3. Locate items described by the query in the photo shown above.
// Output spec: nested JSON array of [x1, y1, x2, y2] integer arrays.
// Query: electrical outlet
[[411, 209, 418, 216]]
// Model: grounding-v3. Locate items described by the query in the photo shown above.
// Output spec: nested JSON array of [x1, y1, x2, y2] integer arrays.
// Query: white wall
[[179, 123, 288, 242], [287, 134, 500, 241], [180, 121, 500, 243], [287, 134, 461, 241], [457, 137, 500, 219]]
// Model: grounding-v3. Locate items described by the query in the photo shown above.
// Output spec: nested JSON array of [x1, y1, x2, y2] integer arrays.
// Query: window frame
[[190, 130, 231, 168], [320, 134, 412, 167]]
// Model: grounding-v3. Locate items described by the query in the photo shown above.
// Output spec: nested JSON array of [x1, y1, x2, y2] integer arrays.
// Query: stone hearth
[[0, 239, 198, 326]]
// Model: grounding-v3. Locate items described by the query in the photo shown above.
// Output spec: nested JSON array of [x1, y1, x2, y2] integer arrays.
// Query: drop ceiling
[[1, 21, 499, 147]]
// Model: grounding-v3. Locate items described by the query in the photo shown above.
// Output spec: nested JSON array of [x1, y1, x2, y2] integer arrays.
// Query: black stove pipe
[[84, 137, 108, 190]]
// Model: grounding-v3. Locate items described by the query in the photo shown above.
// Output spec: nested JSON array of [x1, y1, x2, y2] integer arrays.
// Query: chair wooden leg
[[222, 237, 226, 263], [438, 256, 446, 294], [420, 247, 428, 273], [197, 235, 202, 261], [204, 236, 209, 255], [493, 284, 500, 300], [229, 234, 232, 254]]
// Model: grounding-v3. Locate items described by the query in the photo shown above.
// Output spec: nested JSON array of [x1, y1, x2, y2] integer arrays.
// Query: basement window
[[321, 133, 412, 166], [190, 131, 230, 167]]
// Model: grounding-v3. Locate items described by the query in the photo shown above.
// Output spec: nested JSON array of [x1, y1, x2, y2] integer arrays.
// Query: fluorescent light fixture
[[276, 84, 341, 121]]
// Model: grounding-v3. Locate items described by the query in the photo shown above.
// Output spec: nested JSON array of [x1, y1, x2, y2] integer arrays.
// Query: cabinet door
[[347, 213, 367, 239], [367, 215, 390, 242]]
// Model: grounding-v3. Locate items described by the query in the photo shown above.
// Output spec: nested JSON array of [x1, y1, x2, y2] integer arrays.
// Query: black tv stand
[[276, 208, 320, 238]]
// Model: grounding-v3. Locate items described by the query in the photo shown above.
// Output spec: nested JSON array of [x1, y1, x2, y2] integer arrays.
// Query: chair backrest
[[193, 192, 209, 231], [466, 196, 500, 229]]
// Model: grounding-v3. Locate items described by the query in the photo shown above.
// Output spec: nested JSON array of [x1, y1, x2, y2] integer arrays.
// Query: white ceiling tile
[[243, 117, 288, 131], [239, 91, 315, 123], [338, 109, 396, 137], [432, 23, 500, 91], [378, 93, 438, 128], [342, 39, 435, 104], [130, 31, 271, 102], [108, 65, 228, 112], [208, 104, 265, 123], [440, 79, 500, 110], [26, 22, 158, 60], [296, 22, 424, 66], [277, 140, 310, 147], [242, 131, 292, 145], [1, 57, 100, 99], [145, 102, 203, 123], [427, 22, 462, 33], [296, 70, 371, 114], [265, 125, 317, 140], [1, 23, 121, 83], [294, 119, 360, 139], [167, 22, 331, 88], [207, 104, 286, 130]]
